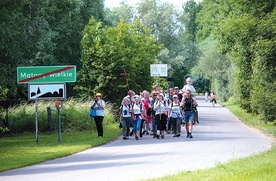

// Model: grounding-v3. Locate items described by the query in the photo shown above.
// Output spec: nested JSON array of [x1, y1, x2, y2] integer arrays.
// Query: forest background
[[0, 0, 275, 134]]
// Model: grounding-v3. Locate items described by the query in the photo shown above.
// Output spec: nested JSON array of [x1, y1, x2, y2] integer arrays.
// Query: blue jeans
[[151, 116, 157, 135], [133, 119, 141, 132], [184, 112, 195, 123]]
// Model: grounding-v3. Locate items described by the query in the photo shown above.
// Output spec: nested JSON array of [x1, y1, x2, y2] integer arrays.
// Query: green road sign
[[17, 65, 76, 84]]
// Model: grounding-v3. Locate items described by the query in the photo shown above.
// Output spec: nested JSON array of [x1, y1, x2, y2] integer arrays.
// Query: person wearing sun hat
[[153, 93, 168, 139], [91, 92, 105, 138], [168, 94, 181, 137]]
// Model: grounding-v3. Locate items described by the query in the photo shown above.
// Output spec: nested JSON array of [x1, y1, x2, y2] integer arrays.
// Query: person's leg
[[129, 117, 134, 136], [171, 117, 177, 136], [177, 117, 181, 135], [98, 116, 104, 137], [140, 119, 145, 137], [126, 117, 131, 139], [151, 116, 157, 138], [136, 119, 141, 140], [95, 116, 104, 137], [155, 115, 161, 139], [94, 117, 101, 137], [161, 114, 167, 139], [132, 120, 138, 139], [184, 114, 189, 138], [122, 117, 127, 139], [188, 113, 195, 138]]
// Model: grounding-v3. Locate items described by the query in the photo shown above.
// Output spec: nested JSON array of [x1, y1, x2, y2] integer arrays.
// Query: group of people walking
[[119, 77, 198, 140], [89, 77, 211, 140]]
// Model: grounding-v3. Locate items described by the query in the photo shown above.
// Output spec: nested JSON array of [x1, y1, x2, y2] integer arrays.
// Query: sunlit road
[[0, 96, 271, 181]]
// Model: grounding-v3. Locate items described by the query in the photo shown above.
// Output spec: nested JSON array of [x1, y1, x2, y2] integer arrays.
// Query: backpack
[[182, 97, 193, 112]]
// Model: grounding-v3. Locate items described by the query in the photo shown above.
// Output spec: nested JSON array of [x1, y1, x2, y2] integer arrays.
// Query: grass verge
[[0, 124, 121, 172], [146, 100, 276, 181]]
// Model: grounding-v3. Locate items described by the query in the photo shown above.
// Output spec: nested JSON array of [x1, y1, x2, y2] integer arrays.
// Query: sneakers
[[186, 132, 193, 138], [176, 134, 181, 137], [135, 136, 139, 140], [156, 134, 160, 139], [161, 135, 164, 139]]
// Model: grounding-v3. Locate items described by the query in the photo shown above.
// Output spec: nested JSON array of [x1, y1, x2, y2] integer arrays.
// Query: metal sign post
[[17, 65, 75, 143], [55, 101, 62, 143], [35, 100, 38, 144]]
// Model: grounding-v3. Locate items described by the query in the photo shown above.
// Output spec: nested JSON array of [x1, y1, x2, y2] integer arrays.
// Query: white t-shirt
[[154, 100, 168, 115], [122, 105, 131, 118], [182, 85, 196, 93], [169, 102, 181, 118], [133, 103, 144, 119]]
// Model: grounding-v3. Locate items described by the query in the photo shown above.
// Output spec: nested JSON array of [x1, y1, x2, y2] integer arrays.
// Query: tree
[[75, 18, 163, 104]]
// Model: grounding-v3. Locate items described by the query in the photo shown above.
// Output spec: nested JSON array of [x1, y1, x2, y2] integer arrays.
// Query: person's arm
[[97, 100, 105, 110], [153, 101, 160, 111], [167, 103, 172, 118], [91, 101, 96, 109], [193, 99, 198, 107], [142, 104, 147, 119]]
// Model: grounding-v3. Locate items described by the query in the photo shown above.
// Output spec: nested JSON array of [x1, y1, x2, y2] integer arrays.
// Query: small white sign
[[28, 83, 66, 100], [150, 64, 168, 77]]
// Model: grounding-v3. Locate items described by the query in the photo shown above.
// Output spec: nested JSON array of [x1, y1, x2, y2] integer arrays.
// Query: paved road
[[0, 96, 272, 181]]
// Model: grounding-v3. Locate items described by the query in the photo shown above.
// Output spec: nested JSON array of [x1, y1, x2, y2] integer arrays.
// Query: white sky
[[105, 0, 201, 9]]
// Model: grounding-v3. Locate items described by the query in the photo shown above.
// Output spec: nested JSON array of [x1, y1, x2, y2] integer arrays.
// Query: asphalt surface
[[0, 96, 272, 181]]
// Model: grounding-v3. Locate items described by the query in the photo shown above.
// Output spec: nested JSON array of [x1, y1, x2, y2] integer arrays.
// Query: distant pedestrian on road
[[205, 91, 209, 102], [181, 90, 198, 138], [91, 93, 105, 138], [210, 92, 217, 108]]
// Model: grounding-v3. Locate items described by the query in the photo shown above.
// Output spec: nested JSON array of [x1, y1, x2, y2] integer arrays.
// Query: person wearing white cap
[[153, 94, 168, 139], [91, 93, 105, 138]]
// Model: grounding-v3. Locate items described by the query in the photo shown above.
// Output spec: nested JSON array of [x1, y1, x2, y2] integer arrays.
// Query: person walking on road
[[168, 94, 181, 137], [121, 97, 132, 140], [132, 95, 147, 140], [182, 77, 196, 96], [205, 91, 209, 102], [210, 92, 217, 108], [91, 93, 105, 138], [149, 93, 158, 138], [181, 90, 198, 138], [154, 94, 168, 139], [141, 91, 151, 135]]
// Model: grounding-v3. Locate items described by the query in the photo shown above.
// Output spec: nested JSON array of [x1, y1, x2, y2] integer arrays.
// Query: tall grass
[[3, 98, 117, 134]]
